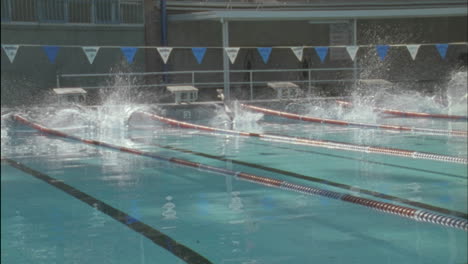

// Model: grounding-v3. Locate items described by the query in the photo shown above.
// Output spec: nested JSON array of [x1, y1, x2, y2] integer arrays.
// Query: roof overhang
[[168, 8, 468, 22]]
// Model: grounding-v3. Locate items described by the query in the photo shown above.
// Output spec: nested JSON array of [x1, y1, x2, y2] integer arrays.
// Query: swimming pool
[[1, 101, 467, 264]]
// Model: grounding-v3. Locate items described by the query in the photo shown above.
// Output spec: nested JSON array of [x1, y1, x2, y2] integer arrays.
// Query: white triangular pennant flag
[[82, 46, 100, 64], [2, 45, 19, 63], [346, 46, 359, 61], [406, 44, 420, 60], [291, 47, 304, 61], [225, 47, 240, 64], [157, 47, 173, 64]]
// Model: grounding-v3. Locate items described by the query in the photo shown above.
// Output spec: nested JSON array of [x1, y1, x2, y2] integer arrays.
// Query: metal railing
[[1, 0, 143, 24], [57, 67, 358, 100], [159, 0, 467, 10]]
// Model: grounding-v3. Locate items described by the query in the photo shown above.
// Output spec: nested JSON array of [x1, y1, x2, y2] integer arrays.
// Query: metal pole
[[161, 0, 168, 83], [352, 19, 358, 85], [222, 19, 230, 101], [249, 70, 253, 100], [308, 68, 311, 95], [91, 0, 95, 24], [56, 74, 60, 88]]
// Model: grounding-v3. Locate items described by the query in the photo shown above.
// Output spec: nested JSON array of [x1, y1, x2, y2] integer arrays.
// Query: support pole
[[160, 0, 167, 46], [222, 19, 230, 101], [161, 0, 168, 83], [352, 19, 358, 86]]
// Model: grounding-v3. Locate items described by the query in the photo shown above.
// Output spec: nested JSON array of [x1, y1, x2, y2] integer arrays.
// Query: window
[[95, 0, 119, 24]]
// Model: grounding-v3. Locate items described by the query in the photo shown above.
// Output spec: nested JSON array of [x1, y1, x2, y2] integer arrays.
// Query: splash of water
[[446, 71, 467, 116], [231, 101, 264, 133], [209, 101, 263, 133]]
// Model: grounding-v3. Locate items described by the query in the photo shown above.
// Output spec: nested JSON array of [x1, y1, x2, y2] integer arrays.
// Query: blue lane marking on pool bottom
[[3, 158, 213, 264], [126, 200, 141, 225]]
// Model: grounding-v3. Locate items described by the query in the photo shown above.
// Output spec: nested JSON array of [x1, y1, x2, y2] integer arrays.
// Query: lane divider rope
[[336, 100, 468, 121], [11, 114, 468, 231], [241, 103, 468, 137], [133, 111, 467, 164]]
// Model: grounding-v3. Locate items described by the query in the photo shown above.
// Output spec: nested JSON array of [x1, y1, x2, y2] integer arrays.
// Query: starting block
[[267, 82, 300, 99], [166, 85, 198, 104], [53, 88, 87, 105]]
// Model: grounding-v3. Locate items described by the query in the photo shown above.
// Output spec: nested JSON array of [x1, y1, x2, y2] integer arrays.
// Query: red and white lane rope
[[241, 104, 468, 137], [10, 114, 468, 231], [336, 100, 468, 121], [133, 111, 467, 165]]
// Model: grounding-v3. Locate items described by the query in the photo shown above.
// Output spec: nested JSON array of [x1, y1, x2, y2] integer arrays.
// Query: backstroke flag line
[[291, 47, 304, 61], [157, 47, 173, 64], [121, 47, 138, 64], [225, 47, 240, 64], [1, 42, 464, 65], [82, 46, 100, 64], [257, 47, 272, 64], [315, 47, 328, 63], [376, 45, 390, 61], [2, 44, 19, 63], [43, 46, 60, 64], [192, 47, 207, 64], [346, 46, 359, 61], [436, 44, 449, 59], [406, 44, 420, 60]]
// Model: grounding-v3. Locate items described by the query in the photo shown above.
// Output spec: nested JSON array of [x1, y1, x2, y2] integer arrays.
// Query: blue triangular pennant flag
[[121, 47, 138, 63], [43, 46, 60, 64], [315, 47, 329, 63], [257, 47, 272, 64], [376, 45, 389, 61], [191, 47, 207, 64], [435, 44, 448, 59]]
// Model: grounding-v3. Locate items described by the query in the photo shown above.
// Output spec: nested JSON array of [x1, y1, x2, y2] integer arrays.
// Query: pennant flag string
[[2, 44, 19, 63], [192, 47, 207, 64], [121, 47, 138, 64], [376, 45, 390, 61], [315, 47, 329, 63], [291, 47, 304, 61], [346, 46, 359, 61], [406, 44, 420, 60], [435, 43, 449, 59], [3, 42, 466, 65], [82, 46, 100, 64], [257, 47, 272, 64], [43, 46, 60, 64], [1, 42, 467, 49], [157, 47, 173, 64], [225, 47, 240, 64]]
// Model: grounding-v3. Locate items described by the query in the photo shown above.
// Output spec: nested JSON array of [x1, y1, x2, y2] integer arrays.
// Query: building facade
[[1, 0, 467, 105]]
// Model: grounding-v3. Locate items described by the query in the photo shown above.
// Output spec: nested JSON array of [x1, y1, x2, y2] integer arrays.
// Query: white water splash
[[446, 71, 467, 116], [210, 101, 264, 133]]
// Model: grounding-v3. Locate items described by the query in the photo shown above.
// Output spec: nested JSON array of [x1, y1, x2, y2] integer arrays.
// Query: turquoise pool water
[[1, 107, 467, 264]]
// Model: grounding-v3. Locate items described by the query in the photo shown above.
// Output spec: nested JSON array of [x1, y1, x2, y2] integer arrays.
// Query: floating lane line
[[133, 111, 467, 165], [10, 114, 468, 231], [336, 100, 468, 121], [241, 103, 468, 137], [129, 136, 468, 219]]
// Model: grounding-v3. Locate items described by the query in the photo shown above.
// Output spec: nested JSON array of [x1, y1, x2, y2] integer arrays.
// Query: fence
[[1, 0, 143, 24], [57, 68, 358, 100], [161, 0, 467, 9]]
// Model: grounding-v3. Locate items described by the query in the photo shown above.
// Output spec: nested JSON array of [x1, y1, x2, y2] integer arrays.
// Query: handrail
[[56, 67, 358, 100], [58, 67, 357, 78]]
